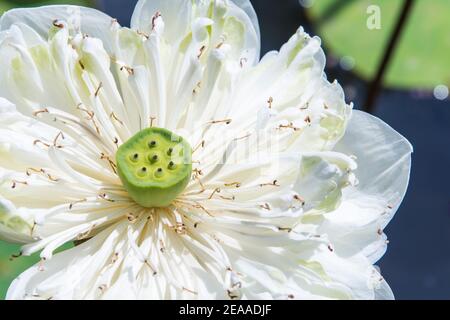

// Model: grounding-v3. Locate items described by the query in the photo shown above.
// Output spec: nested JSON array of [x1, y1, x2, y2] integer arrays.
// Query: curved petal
[[7, 218, 224, 300], [0, 22, 133, 141], [189, 27, 351, 169], [322, 111, 412, 264], [131, 0, 260, 65], [114, 0, 261, 132], [0, 96, 131, 257], [230, 0, 260, 42], [131, 0, 193, 45], [7, 208, 376, 300], [0, 197, 34, 244], [0, 5, 117, 52], [336, 111, 412, 214], [375, 279, 395, 300]]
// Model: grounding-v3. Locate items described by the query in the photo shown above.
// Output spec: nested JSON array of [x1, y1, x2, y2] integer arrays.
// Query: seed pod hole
[[130, 153, 139, 162], [137, 167, 148, 177], [149, 154, 159, 163], [168, 161, 176, 170], [155, 168, 164, 178]]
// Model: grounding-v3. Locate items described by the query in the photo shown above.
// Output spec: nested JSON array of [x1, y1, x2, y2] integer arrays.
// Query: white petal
[[191, 28, 351, 169], [336, 110, 412, 215], [322, 111, 412, 263], [229, 0, 260, 44], [0, 23, 132, 143], [7, 216, 224, 300], [131, 0, 193, 45], [131, 0, 260, 64], [374, 279, 395, 300], [0, 5, 117, 52], [0, 197, 34, 243]]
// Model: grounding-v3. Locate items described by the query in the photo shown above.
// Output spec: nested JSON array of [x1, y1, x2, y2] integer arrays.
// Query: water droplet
[[299, 0, 315, 8], [433, 85, 449, 101], [340, 56, 356, 71]]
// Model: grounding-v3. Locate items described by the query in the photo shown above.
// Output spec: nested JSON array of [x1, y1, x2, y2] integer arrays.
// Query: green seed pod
[[116, 127, 192, 208]]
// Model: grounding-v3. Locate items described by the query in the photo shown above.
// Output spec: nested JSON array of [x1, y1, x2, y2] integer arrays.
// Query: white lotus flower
[[0, 0, 412, 300]]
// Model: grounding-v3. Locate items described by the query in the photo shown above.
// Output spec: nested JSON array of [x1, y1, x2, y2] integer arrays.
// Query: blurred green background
[[308, 0, 450, 89]]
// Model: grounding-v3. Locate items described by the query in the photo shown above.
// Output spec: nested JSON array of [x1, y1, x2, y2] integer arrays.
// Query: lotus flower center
[[116, 128, 192, 208]]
